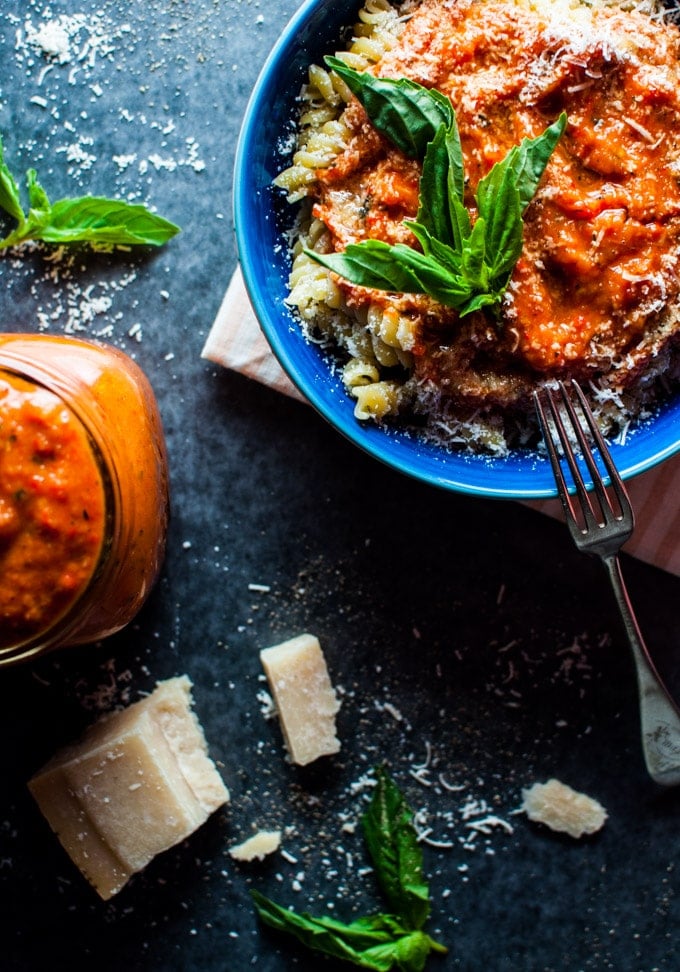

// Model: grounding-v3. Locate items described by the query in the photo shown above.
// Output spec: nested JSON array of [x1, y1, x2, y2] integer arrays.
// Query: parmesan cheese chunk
[[260, 633, 341, 766], [28, 676, 229, 899], [521, 778, 607, 839], [229, 829, 281, 862]]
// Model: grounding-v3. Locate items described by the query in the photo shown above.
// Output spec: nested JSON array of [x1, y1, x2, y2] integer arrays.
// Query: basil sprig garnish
[[307, 61, 566, 316], [252, 767, 447, 971], [0, 133, 179, 250]]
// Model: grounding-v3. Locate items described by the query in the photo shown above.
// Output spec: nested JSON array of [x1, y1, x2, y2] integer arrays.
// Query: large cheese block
[[260, 633, 341, 766], [28, 676, 229, 899]]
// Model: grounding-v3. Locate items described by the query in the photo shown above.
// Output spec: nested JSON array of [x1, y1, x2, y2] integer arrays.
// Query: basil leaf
[[313, 912, 411, 944], [417, 121, 467, 249], [476, 113, 566, 229], [252, 892, 404, 971], [26, 169, 51, 213], [252, 893, 445, 972], [407, 221, 461, 273], [0, 135, 25, 223], [461, 215, 488, 289], [449, 193, 472, 256], [370, 930, 443, 972], [253, 891, 399, 947], [457, 290, 502, 317], [0, 130, 180, 250], [324, 56, 453, 158], [307, 239, 473, 309], [507, 111, 568, 214], [475, 114, 566, 286], [1, 195, 179, 249], [38, 197, 179, 246], [362, 767, 431, 931]]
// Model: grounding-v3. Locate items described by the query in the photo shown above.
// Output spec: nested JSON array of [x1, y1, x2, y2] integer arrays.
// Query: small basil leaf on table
[[251, 767, 447, 970], [362, 765, 431, 931], [0, 138, 25, 223], [0, 132, 179, 250]]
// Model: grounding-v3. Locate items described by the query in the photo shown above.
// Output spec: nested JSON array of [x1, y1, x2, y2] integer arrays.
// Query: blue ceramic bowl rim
[[233, 0, 680, 500]]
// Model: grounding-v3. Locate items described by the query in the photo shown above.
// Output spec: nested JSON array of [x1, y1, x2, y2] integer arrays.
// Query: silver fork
[[534, 379, 680, 786]]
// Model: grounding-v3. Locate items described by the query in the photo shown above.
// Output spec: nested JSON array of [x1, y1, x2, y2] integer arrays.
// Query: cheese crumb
[[521, 778, 608, 839], [229, 830, 281, 862]]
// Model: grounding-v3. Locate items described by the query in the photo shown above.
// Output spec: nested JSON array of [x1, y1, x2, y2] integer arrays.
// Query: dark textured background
[[0, 1, 679, 970]]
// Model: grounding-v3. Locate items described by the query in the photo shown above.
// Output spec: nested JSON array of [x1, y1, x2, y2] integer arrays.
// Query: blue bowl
[[233, 0, 680, 499]]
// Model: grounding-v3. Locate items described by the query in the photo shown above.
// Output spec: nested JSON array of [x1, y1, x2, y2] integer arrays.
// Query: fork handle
[[603, 554, 680, 786]]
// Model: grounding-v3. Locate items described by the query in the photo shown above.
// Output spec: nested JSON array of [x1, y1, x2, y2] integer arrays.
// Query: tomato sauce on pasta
[[278, 0, 680, 448]]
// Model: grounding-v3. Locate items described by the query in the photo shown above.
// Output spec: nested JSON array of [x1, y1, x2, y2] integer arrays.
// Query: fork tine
[[568, 380, 632, 526], [554, 381, 613, 527], [534, 384, 597, 532]]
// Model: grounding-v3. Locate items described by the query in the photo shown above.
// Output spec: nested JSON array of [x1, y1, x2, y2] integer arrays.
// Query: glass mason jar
[[0, 333, 169, 667]]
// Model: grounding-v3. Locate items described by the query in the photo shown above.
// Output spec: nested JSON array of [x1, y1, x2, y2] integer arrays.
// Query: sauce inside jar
[[0, 334, 169, 666], [0, 371, 107, 648]]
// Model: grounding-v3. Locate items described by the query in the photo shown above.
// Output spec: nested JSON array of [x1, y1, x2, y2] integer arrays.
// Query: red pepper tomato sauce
[[0, 371, 106, 649], [312, 0, 680, 400]]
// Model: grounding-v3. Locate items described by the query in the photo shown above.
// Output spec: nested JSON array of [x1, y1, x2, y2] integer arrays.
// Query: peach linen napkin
[[202, 266, 680, 577]]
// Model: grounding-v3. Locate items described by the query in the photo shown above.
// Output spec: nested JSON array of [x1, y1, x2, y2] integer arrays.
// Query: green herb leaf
[[307, 97, 566, 315], [252, 892, 445, 971], [0, 132, 179, 250], [308, 238, 472, 308], [251, 770, 447, 970], [362, 766, 431, 931], [492, 111, 568, 216], [0, 195, 180, 249], [0, 135, 25, 223], [252, 893, 403, 968], [474, 170, 523, 288], [475, 112, 567, 286], [324, 56, 453, 158], [370, 930, 446, 972], [417, 121, 467, 249], [26, 168, 51, 213]]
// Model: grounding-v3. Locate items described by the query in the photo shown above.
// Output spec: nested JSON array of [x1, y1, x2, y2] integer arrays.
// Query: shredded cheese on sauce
[[279, 0, 680, 451]]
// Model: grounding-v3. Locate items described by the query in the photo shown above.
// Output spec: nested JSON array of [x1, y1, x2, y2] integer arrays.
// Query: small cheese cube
[[521, 778, 607, 839], [28, 676, 229, 899], [260, 633, 341, 766]]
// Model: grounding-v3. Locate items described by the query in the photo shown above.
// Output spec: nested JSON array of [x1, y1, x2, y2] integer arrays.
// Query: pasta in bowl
[[234, 0, 680, 498]]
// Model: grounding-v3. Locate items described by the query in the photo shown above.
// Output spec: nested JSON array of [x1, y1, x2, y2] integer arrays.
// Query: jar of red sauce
[[0, 334, 169, 667]]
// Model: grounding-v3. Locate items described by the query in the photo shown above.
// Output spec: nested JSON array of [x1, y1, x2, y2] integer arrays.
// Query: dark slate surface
[[0, 2, 679, 970]]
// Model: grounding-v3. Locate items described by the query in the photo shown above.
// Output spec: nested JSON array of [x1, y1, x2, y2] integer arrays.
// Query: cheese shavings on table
[[260, 633, 341, 766], [28, 676, 229, 900]]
